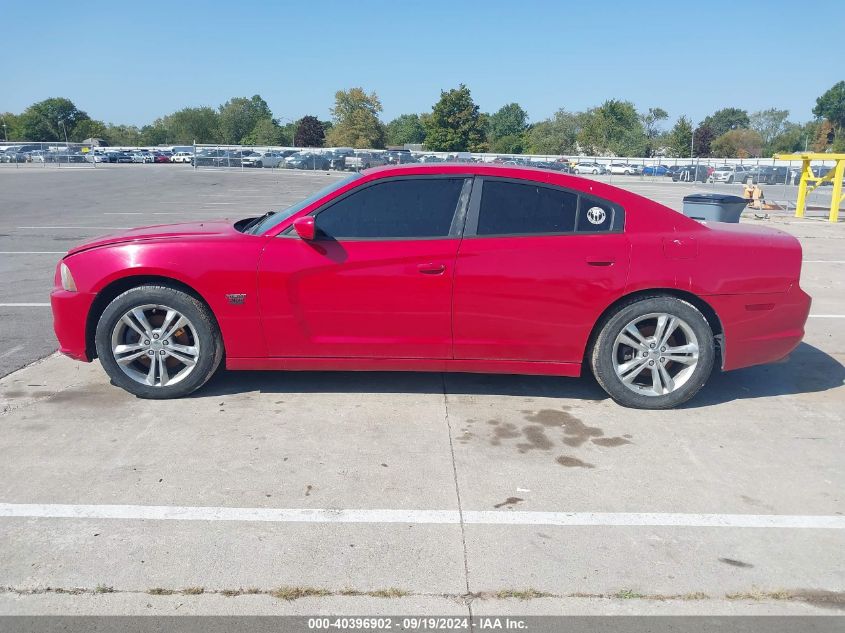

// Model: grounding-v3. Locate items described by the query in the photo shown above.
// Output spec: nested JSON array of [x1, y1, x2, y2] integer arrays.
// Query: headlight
[[60, 262, 77, 292]]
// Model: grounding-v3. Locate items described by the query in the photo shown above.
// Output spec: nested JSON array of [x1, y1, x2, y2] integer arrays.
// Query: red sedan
[[50, 164, 811, 408]]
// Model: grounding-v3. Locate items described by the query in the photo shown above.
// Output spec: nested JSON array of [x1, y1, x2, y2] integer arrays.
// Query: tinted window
[[577, 196, 615, 232], [477, 180, 577, 235], [316, 178, 465, 239]]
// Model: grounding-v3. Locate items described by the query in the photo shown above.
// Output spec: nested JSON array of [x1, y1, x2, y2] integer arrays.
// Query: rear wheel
[[95, 285, 223, 399], [590, 296, 715, 409]]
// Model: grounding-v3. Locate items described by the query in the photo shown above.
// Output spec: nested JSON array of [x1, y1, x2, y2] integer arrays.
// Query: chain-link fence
[[1, 139, 839, 211], [0, 142, 97, 168]]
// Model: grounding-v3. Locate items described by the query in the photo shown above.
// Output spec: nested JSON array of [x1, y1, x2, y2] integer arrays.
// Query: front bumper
[[707, 284, 812, 371], [51, 289, 96, 361]]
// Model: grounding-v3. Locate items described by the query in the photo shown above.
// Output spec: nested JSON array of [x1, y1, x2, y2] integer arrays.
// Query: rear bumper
[[50, 289, 96, 362], [707, 284, 812, 371]]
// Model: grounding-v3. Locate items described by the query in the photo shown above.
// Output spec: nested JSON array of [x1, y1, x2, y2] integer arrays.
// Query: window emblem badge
[[586, 207, 606, 225]]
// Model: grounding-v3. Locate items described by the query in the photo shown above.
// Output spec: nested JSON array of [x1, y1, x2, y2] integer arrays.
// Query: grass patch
[[180, 587, 204, 595], [270, 586, 331, 601], [614, 589, 645, 600], [726, 590, 790, 601], [94, 584, 114, 594], [493, 589, 553, 600], [367, 588, 409, 598], [147, 588, 175, 596]]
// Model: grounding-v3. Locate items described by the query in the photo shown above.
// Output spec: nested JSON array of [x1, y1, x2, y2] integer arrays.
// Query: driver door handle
[[586, 256, 615, 266], [417, 263, 446, 275]]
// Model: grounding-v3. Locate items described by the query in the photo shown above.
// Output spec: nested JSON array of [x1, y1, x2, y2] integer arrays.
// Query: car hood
[[65, 219, 239, 256]]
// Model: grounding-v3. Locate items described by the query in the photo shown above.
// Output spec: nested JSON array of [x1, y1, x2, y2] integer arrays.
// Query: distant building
[[82, 138, 109, 147]]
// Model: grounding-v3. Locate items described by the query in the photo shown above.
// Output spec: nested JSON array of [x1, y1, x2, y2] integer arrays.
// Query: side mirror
[[293, 216, 316, 241]]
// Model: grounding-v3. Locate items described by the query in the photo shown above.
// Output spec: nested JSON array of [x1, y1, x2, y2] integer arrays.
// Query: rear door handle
[[417, 263, 446, 275], [586, 256, 615, 266]]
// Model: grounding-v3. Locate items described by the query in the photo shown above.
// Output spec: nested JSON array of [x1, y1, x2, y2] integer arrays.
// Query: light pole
[[58, 119, 69, 146], [690, 127, 695, 159], [2, 119, 7, 141]]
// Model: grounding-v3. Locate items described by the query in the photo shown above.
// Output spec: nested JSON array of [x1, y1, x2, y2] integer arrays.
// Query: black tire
[[95, 285, 223, 399], [590, 296, 715, 409], [255, 161, 263, 168], [727, 176, 734, 183]]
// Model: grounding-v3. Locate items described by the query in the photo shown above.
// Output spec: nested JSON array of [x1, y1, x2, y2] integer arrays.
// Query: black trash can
[[682, 193, 747, 223]]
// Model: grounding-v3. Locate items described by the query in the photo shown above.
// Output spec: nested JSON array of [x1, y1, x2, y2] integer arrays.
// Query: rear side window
[[577, 196, 615, 232], [477, 180, 577, 235], [315, 178, 465, 239]]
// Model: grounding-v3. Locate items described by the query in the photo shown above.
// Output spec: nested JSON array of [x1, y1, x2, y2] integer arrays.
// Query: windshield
[[245, 173, 363, 235]]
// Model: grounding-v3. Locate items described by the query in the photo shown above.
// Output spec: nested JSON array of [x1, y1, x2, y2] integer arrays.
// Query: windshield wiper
[[243, 210, 277, 234]]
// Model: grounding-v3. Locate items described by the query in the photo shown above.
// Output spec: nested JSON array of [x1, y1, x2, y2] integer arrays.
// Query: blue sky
[[4, 0, 842, 127]]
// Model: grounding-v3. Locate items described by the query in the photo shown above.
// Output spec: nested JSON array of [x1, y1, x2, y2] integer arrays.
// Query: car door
[[452, 177, 630, 364], [258, 176, 471, 359]]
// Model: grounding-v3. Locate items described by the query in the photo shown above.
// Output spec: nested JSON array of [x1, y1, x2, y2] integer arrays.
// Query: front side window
[[315, 178, 465, 239], [477, 180, 578, 235]]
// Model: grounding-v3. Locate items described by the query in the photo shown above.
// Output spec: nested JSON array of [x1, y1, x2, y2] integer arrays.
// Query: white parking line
[[804, 260, 845, 263], [0, 345, 24, 359], [0, 251, 64, 254], [0, 503, 842, 529], [809, 315, 845, 318]]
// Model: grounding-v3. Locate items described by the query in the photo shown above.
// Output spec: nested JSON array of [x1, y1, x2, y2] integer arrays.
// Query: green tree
[[641, 107, 669, 156], [218, 95, 273, 144], [242, 118, 288, 146], [768, 121, 809, 154], [667, 116, 693, 157], [423, 84, 486, 152], [69, 119, 108, 142], [813, 81, 845, 142], [491, 134, 524, 154], [488, 103, 529, 142], [103, 124, 142, 146], [295, 115, 326, 147], [577, 100, 646, 156], [386, 114, 426, 146], [523, 109, 582, 155], [139, 122, 169, 145], [701, 107, 750, 138], [711, 129, 764, 158], [693, 123, 715, 157], [750, 108, 789, 153], [0, 113, 21, 140], [161, 107, 220, 144], [17, 97, 90, 141], [326, 87, 386, 148]]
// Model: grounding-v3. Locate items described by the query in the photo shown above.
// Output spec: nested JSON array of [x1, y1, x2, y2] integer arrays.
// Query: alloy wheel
[[612, 312, 699, 397], [110, 304, 200, 387]]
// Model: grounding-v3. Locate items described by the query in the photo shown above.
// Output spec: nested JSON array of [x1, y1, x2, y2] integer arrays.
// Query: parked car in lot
[[171, 151, 194, 163], [343, 151, 388, 171], [641, 164, 669, 176], [153, 152, 171, 163], [608, 163, 634, 175], [708, 165, 750, 183], [284, 152, 330, 170], [51, 163, 810, 409], [741, 166, 797, 185], [131, 151, 154, 164], [242, 151, 285, 168], [385, 150, 418, 165], [85, 151, 110, 163], [672, 165, 710, 182], [573, 162, 607, 175]]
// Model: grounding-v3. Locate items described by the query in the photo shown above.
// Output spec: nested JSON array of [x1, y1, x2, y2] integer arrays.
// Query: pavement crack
[[441, 373, 472, 609]]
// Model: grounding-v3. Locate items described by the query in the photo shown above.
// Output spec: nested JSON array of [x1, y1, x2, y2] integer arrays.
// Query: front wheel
[[590, 296, 715, 409], [95, 285, 223, 399]]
